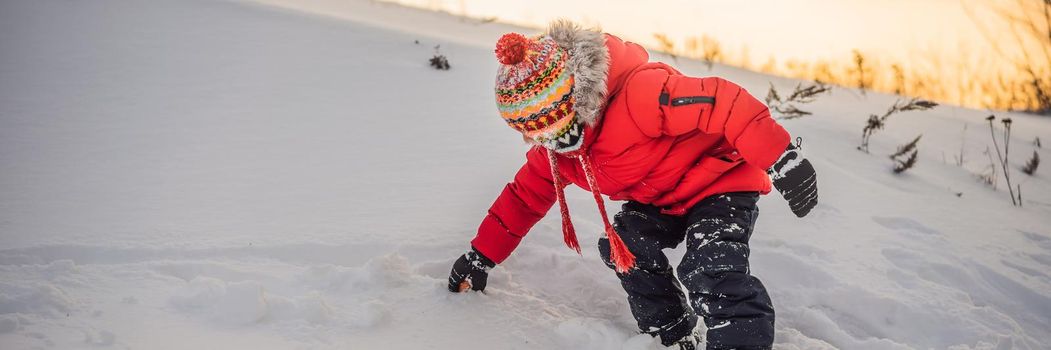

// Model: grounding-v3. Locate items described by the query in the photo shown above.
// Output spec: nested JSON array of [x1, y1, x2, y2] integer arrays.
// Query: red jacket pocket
[[659, 75, 715, 136]]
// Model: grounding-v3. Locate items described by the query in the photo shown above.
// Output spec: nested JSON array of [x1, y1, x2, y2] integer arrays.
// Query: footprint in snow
[[871, 216, 941, 236]]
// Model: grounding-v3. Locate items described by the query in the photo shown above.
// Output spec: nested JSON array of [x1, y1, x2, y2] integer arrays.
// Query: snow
[[1, 0, 1049, 349]]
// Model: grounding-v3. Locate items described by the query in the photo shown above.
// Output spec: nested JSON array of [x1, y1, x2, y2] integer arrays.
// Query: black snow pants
[[598, 192, 775, 349]]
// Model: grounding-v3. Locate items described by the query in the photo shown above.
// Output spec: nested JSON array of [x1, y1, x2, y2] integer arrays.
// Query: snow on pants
[[598, 192, 775, 349]]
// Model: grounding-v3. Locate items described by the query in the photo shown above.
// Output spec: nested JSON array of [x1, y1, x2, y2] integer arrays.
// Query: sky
[[387, 0, 1001, 65]]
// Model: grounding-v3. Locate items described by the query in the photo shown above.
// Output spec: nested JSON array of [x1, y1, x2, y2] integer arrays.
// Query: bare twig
[[987, 115, 1017, 205], [685, 35, 723, 70], [858, 98, 938, 152], [1018, 184, 1023, 207], [1023, 150, 1040, 175], [890, 135, 923, 159], [429, 45, 450, 70], [955, 123, 968, 166], [852, 49, 870, 95], [893, 150, 919, 173], [890, 135, 922, 174], [653, 33, 678, 64], [962, 0, 1051, 114], [766, 81, 830, 120]]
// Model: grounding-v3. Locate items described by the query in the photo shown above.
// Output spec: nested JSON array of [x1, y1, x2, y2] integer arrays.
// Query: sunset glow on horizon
[[385, 0, 1050, 113]]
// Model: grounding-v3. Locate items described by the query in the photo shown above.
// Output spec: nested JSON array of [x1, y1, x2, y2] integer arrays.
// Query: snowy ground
[[1, 0, 1050, 349]]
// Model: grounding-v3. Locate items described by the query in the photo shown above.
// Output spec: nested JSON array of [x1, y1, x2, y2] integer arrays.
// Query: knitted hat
[[493, 27, 637, 273], [494, 33, 583, 154]]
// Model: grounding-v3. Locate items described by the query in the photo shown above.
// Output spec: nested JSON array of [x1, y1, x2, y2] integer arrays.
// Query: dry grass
[[859, 99, 938, 153], [890, 135, 922, 173], [764, 82, 831, 120], [652, 0, 1050, 115], [1022, 150, 1040, 175], [986, 115, 1021, 206]]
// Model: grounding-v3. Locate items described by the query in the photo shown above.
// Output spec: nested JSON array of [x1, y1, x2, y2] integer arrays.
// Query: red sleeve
[[471, 147, 558, 264], [622, 68, 790, 170], [701, 77, 790, 169]]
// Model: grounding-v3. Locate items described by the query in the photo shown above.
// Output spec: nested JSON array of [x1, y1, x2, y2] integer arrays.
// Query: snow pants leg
[[599, 193, 775, 349], [679, 192, 774, 350], [599, 201, 696, 346]]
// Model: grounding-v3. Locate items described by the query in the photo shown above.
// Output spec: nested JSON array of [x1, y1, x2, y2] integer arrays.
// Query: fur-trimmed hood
[[545, 20, 610, 127]]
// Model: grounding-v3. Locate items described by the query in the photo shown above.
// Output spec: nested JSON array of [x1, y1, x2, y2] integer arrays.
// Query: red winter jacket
[[473, 29, 791, 264]]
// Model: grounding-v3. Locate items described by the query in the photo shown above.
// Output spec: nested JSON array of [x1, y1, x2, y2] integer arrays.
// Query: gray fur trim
[[546, 20, 609, 127]]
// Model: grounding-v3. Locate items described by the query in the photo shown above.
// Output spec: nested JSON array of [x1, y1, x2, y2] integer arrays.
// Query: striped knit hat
[[494, 33, 583, 154], [493, 29, 636, 273]]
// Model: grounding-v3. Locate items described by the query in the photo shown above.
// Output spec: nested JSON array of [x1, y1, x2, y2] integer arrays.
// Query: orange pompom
[[495, 33, 529, 65]]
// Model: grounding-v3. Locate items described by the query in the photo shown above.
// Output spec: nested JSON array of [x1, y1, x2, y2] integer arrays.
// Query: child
[[448, 20, 818, 350]]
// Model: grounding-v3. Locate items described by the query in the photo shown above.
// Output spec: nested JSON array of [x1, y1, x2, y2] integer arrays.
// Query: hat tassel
[[548, 148, 636, 273], [577, 150, 636, 274], [549, 151, 581, 254]]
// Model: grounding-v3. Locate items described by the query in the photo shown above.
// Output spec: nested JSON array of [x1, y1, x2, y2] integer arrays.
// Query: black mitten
[[447, 247, 496, 292], [768, 139, 818, 217]]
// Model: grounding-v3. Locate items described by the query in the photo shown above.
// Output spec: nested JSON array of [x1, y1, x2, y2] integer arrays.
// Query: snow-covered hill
[[1, 0, 1049, 349]]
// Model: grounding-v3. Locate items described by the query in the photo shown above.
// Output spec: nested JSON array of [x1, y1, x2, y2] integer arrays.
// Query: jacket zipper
[[659, 92, 715, 106]]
